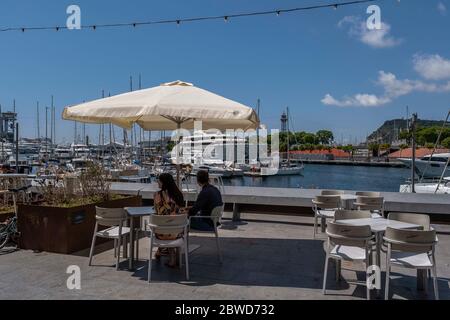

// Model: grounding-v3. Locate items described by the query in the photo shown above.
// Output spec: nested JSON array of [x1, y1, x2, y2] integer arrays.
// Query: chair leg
[[184, 241, 190, 281], [88, 223, 98, 266], [148, 237, 153, 283], [136, 230, 140, 262], [116, 233, 122, 270], [322, 255, 329, 295], [384, 265, 390, 300], [215, 228, 222, 264], [335, 259, 341, 282], [313, 213, 318, 239], [114, 239, 118, 258], [432, 265, 439, 300], [321, 217, 326, 233], [122, 234, 128, 259], [179, 247, 183, 269], [366, 257, 371, 300]]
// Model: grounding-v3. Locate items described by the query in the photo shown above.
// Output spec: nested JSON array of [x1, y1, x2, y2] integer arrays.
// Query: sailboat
[[245, 107, 304, 177]]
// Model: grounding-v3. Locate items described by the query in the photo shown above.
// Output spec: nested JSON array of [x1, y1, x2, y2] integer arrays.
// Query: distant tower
[[281, 112, 288, 133]]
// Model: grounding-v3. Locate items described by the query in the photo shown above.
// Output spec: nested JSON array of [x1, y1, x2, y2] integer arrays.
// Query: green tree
[[303, 133, 316, 144], [316, 130, 334, 145], [368, 143, 379, 157], [442, 137, 450, 149], [416, 127, 439, 146]]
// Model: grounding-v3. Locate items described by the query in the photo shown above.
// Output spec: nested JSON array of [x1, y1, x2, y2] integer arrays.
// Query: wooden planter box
[[17, 195, 142, 254], [0, 211, 15, 223]]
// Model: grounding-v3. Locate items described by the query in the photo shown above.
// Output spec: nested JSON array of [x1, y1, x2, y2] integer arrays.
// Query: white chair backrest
[[356, 191, 380, 197], [334, 209, 371, 221], [355, 196, 384, 210], [95, 207, 128, 227], [210, 205, 224, 225], [388, 212, 430, 231], [149, 214, 188, 236], [313, 195, 341, 209], [209, 175, 224, 193], [384, 227, 436, 253], [326, 221, 372, 247], [321, 190, 344, 196]]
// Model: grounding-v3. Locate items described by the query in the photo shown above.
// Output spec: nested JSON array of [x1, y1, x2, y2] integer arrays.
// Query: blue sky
[[0, 0, 449, 144]]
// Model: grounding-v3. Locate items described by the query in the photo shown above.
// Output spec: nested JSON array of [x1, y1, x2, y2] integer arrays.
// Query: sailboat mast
[[50, 96, 54, 145], [37, 101, 40, 140], [286, 107, 290, 164]]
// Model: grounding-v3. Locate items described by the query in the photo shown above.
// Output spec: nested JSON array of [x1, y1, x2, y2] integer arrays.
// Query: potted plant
[[17, 163, 142, 254]]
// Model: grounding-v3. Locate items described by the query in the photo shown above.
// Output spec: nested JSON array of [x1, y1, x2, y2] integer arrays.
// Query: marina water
[[224, 164, 411, 192]]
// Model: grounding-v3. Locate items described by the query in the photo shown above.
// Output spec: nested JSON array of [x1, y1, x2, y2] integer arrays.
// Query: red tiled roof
[[289, 148, 350, 157], [388, 148, 450, 158]]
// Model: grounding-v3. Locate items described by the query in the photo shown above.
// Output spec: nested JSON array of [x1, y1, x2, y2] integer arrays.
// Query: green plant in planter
[[37, 162, 118, 207]]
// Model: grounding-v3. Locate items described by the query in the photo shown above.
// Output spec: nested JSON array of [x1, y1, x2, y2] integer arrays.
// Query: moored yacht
[[398, 153, 450, 178]]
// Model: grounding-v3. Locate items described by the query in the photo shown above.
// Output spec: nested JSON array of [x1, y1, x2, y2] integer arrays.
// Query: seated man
[[188, 170, 223, 231]]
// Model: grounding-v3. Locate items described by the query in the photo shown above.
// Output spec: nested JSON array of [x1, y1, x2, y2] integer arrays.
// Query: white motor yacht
[[398, 153, 450, 178]]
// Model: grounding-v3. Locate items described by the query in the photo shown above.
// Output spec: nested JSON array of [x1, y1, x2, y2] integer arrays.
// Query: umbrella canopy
[[62, 80, 259, 130]]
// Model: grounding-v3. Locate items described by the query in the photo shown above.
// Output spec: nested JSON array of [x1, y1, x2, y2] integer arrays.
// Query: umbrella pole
[[176, 121, 181, 187]]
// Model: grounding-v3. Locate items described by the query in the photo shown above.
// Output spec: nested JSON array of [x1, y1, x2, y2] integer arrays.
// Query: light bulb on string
[[224, 16, 229, 22], [276, 11, 281, 16]]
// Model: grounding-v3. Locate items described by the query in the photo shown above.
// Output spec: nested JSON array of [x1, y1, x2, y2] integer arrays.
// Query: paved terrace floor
[[1, 213, 450, 300]]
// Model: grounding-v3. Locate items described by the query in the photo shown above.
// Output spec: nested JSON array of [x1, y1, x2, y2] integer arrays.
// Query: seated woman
[[153, 173, 185, 268]]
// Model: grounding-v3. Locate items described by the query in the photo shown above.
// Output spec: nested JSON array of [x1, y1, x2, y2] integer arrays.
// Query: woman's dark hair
[[158, 173, 184, 207], [197, 170, 209, 185]]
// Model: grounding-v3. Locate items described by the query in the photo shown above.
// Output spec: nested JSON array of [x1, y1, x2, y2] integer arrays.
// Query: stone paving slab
[[1, 213, 449, 300]]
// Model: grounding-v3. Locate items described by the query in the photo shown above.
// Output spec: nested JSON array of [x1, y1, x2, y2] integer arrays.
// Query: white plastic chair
[[354, 196, 384, 217], [388, 212, 431, 230], [323, 221, 374, 299], [146, 214, 189, 282], [189, 205, 224, 263], [312, 195, 342, 238], [89, 207, 130, 270], [383, 227, 439, 300], [355, 191, 381, 197], [334, 209, 372, 221], [321, 190, 344, 196], [209, 174, 225, 194]]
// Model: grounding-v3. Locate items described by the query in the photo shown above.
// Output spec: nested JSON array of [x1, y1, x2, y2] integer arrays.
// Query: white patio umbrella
[[62, 80, 260, 184]]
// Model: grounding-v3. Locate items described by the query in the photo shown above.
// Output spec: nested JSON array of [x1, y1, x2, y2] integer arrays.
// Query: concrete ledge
[[111, 182, 450, 218]]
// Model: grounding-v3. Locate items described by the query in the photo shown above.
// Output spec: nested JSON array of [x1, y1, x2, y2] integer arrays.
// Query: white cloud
[[413, 54, 450, 80], [322, 66, 450, 108], [321, 93, 390, 107], [438, 2, 447, 15], [338, 16, 402, 48]]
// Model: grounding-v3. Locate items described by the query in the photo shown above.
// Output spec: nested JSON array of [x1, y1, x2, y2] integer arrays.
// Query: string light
[[0, 0, 383, 33]]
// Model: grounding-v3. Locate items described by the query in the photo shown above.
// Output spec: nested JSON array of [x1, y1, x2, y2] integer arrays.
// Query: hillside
[[367, 118, 446, 144]]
